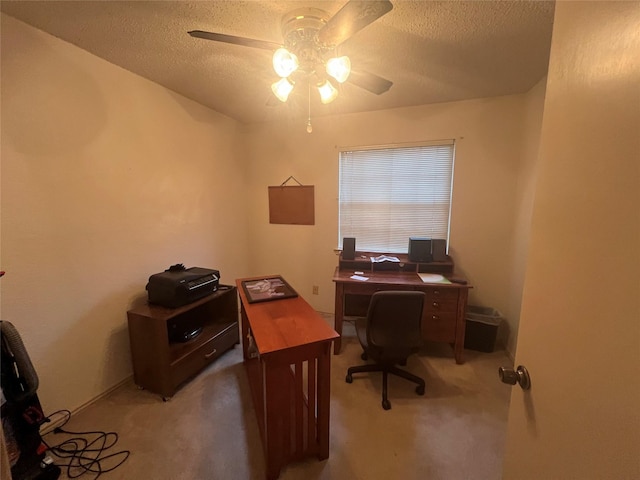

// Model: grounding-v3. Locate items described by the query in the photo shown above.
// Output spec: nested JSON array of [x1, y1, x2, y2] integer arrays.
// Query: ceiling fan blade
[[188, 30, 280, 51], [318, 0, 393, 46], [348, 70, 393, 95]]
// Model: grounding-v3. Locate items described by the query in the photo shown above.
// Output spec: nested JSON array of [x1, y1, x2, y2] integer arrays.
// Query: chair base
[[345, 363, 425, 410]]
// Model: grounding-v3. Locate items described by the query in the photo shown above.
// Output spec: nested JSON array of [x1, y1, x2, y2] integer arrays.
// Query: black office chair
[[345, 291, 426, 410]]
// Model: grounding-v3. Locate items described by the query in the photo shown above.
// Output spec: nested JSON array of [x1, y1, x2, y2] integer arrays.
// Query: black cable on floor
[[41, 409, 130, 479]]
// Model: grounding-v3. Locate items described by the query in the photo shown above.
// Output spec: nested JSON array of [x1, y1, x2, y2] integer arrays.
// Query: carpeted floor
[[44, 317, 511, 480]]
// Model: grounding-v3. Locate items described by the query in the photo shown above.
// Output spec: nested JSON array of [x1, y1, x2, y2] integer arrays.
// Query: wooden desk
[[236, 277, 339, 480], [332, 266, 471, 364]]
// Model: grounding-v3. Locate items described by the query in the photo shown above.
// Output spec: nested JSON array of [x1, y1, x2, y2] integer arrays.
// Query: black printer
[[146, 264, 219, 308]]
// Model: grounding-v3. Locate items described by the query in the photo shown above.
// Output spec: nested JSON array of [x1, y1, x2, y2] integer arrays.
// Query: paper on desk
[[350, 275, 369, 281], [418, 273, 452, 284], [370, 255, 400, 263]]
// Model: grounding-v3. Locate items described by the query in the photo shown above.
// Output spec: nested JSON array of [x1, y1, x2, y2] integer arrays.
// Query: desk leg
[[316, 343, 332, 460], [333, 283, 344, 354], [240, 304, 250, 361], [454, 289, 469, 364], [264, 362, 287, 480]]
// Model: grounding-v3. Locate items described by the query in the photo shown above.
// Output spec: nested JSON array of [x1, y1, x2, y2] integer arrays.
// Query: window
[[338, 140, 455, 254]]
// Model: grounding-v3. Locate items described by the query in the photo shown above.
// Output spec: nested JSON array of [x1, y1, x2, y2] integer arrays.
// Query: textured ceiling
[[1, 0, 555, 125]]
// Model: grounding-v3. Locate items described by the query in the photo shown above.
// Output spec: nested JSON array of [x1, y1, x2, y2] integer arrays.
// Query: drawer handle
[[433, 290, 441, 295], [204, 349, 218, 359], [432, 302, 440, 308], [431, 315, 439, 320]]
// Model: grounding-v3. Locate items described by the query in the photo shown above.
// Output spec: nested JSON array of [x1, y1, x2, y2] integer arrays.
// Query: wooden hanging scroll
[[268, 176, 315, 225]]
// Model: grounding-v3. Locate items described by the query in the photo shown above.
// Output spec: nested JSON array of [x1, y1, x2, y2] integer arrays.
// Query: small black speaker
[[342, 237, 356, 260], [432, 239, 447, 262], [408, 237, 432, 262]]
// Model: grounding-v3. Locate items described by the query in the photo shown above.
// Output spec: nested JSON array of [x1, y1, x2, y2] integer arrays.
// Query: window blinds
[[339, 141, 455, 254]]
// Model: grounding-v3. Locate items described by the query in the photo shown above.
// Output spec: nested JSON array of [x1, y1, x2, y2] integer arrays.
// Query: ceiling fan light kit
[[272, 47, 299, 78], [317, 80, 339, 104], [188, 0, 394, 131], [271, 77, 295, 102], [326, 56, 352, 83], [270, 7, 351, 105]]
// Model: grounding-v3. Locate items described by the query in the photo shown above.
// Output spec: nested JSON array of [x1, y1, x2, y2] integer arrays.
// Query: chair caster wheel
[[416, 385, 425, 395], [382, 399, 391, 410], [361, 352, 368, 361], [345, 374, 353, 383]]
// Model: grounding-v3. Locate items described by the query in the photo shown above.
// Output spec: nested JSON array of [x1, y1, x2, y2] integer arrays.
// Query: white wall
[[0, 15, 250, 413], [243, 92, 545, 358], [503, 78, 547, 354]]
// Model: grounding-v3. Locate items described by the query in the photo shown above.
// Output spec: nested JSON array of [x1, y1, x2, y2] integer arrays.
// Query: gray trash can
[[464, 306, 503, 352]]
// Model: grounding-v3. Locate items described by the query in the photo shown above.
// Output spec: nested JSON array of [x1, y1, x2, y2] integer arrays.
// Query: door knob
[[498, 365, 531, 390]]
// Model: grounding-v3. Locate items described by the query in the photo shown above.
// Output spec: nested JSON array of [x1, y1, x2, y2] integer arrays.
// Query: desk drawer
[[424, 288, 459, 312], [344, 285, 416, 317], [170, 323, 238, 388], [424, 298, 458, 313], [424, 288, 460, 302], [422, 311, 457, 342], [344, 283, 416, 296]]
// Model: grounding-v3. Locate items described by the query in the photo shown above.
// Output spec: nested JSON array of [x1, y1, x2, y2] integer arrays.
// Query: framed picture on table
[[241, 276, 299, 304]]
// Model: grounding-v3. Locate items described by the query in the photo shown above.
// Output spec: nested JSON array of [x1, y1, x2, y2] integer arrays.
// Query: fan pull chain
[[307, 82, 313, 134]]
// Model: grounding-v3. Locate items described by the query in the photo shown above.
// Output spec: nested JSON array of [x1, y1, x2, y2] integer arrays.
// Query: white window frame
[[338, 140, 456, 254]]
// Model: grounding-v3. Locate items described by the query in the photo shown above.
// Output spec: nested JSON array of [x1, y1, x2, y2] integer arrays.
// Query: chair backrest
[[366, 291, 425, 360]]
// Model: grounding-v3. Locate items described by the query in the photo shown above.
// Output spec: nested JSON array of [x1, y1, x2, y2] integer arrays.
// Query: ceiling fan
[[188, 0, 394, 126]]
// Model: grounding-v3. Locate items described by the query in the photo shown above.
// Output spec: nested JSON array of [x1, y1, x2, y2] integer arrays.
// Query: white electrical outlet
[[312, 285, 319, 295]]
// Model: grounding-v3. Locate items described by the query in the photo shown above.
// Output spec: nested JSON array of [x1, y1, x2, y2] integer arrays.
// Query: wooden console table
[[333, 253, 471, 363], [236, 276, 339, 480]]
